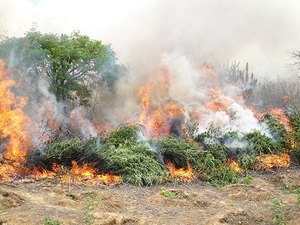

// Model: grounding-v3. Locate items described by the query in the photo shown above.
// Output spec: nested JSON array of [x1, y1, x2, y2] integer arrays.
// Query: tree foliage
[[0, 29, 125, 105]]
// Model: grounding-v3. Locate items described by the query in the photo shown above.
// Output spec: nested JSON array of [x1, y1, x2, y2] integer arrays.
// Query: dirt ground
[[0, 169, 300, 225]]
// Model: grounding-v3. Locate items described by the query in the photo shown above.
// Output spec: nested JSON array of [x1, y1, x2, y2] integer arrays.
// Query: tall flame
[[0, 60, 29, 162], [138, 81, 152, 124]]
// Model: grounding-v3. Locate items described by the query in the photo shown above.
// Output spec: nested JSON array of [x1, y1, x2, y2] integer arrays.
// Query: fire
[[227, 159, 243, 173], [145, 101, 184, 137], [0, 60, 30, 162], [138, 81, 152, 124], [267, 108, 292, 131], [248, 106, 264, 121], [138, 78, 185, 137], [166, 162, 194, 182], [33, 161, 121, 185], [33, 167, 56, 180], [70, 160, 95, 177], [257, 153, 290, 169]]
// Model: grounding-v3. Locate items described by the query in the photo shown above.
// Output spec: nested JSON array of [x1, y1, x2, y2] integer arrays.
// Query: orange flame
[[248, 106, 264, 121], [267, 108, 291, 131], [166, 162, 194, 183], [257, 153, 290, 169], [138, 81, 152, 124], [145, 101, 184, 137], [0, 60, 30, 162], [227, 159, 243, 173], [33, 161, 121, 185]]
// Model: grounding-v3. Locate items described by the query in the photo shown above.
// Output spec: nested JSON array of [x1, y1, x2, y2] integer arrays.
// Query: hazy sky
[[1, 0, 300, 78]]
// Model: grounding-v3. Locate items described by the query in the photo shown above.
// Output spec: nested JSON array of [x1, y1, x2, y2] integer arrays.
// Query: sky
[[1, 0, 300, 78]]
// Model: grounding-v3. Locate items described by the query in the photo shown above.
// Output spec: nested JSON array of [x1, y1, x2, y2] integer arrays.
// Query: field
[[0, 169, 300, 225]]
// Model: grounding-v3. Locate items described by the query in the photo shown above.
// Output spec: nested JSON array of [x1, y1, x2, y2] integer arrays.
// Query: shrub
[[27, 137, 105, 169], [271, 199, 288, 225], [198, 153, 238, 186], [238, 154, 257, 170], [160, 189, 177, 199], [291, 147, 300, 166], [100, 144, 168, 186], [43, 217, 62, 225], [243, 131, 283, 154], [159, 136, 202, 168], [104, 124, 143, 147]]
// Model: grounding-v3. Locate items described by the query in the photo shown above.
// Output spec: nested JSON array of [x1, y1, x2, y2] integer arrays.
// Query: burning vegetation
[[0, 30, 300, 187]]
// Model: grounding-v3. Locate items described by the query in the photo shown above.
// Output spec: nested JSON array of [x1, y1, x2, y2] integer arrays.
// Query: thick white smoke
[[0, 0, 298, 144]]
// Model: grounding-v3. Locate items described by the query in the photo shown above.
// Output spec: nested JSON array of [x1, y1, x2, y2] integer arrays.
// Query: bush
[[291, 111, 300, 142], [238, 154, 257, 170], [291, 147, 300, 166], [205, 143, 228, 163], [27, 137, 105, 169], [264, 113, 289, 149], [43, 217, 62, 225], [104, 124, 143, 147], [198, 153, 238, 186], [158, 136, 202, 168], [100, 144, 168, 186], [243, 131, 283, 154]]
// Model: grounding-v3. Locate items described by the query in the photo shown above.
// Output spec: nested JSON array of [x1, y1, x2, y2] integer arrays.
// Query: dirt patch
[[149, 188, 211, 209], [1, 170, 300, 224], [221, 184, 273, 202], [268, 171, 300, 191], [219, 211, 271, 225], [0, 190, 24, 211]]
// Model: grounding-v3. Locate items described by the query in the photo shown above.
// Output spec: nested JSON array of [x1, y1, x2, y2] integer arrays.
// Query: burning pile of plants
[[0, 31, 300, 187]]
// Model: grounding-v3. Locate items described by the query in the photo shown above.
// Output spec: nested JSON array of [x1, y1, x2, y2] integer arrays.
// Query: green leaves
[[0, 30, 124, 106], [159, 136, 202, 168]]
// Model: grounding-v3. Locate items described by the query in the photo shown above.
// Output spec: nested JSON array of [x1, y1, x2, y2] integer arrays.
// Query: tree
[[0, 29, 125, 106]]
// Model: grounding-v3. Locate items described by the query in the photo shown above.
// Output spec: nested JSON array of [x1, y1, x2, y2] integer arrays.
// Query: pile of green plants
[[27, 109, 300, 187], [198, 153, 238, 186], [291, 111, 300, 142], [28, 125, 170, 186], [158, 136, 201, 167], [27, 137, 105, 169], [99, 144, 168, 186]]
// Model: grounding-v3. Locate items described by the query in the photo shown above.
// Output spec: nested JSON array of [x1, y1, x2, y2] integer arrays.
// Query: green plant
[[291, 147, 300, 165], [240, 175, 253, 185], [159, 136, 202, 167], [271, 199, 288, 225], [243, 131, 283, 154], [100, 144, 169, 186], [160, 189, 177, 199], [83, 196, 101, 225], [43, 217, 62, 225], [198, 153, 238, 186], [238, 154, 257, 170], [291, 111, 300, 142], [296, 187, 300, 204], [0, 30, 125, 105], [105, 124, 142, 147], [27, 137, 105, 169]]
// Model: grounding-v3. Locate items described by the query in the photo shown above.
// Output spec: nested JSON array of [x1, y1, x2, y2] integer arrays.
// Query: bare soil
[[0, 169, 300, 225]]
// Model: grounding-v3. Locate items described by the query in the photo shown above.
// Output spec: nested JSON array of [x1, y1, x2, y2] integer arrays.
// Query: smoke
[[0, 0, 298, 144], [1, 0, 300, 77]]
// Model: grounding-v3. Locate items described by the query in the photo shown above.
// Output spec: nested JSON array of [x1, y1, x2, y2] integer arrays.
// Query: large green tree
[[0, 30, 125, 105]]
